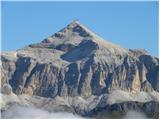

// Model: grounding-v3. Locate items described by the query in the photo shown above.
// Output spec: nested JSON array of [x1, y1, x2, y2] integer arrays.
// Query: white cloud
[[124, 110, 146, 119], [2, 105, 80, 119]]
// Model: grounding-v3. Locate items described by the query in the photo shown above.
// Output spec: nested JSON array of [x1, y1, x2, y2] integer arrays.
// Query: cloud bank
[[2, 105, 80, 119], [124, 110, 146, 119]]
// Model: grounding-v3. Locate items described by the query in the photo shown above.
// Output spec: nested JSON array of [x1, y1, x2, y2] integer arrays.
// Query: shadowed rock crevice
[[9, 57, 36, 94], [64, 63, 80, 96], [61, 40, 99, 62], [78, 57, 94, 95], [139, 55, 159, 91]]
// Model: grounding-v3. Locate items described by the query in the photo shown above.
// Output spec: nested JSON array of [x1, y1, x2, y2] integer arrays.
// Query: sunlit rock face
[[0, 21, 159, 118]]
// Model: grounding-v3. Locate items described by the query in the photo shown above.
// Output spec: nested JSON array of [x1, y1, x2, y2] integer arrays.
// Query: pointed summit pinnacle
[[65, 20, 97, 38], [67, 19, 81, 28], [69, 19, 80, 24]]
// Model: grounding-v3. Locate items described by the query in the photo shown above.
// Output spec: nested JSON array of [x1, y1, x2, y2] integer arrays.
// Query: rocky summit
[[0, 21, 159, 118]]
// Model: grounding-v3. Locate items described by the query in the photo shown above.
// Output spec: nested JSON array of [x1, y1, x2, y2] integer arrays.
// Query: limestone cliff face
[[0, 21, 159, 98]]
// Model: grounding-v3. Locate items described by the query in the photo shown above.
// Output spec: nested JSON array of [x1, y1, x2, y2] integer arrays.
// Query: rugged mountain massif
[[0, 21, 159, 118]]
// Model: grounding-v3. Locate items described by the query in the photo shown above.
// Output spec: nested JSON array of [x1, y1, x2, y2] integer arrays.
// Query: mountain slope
[[0, 21, 159, 118]]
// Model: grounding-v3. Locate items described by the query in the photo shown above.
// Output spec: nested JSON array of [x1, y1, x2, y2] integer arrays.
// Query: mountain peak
[[44, 20, 107, 43], [67, 20, 81, 28], [65, 20, 95, 38], [42, 20, 97, 43], [66, 20, 89, 31], [41, 20, 128, 54]]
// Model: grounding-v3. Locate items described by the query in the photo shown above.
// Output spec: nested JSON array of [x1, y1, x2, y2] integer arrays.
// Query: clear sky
[[1, 1, 159, 56]]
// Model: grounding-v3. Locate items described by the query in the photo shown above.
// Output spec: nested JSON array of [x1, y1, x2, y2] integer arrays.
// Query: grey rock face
[[1, 84, 12, 95], [1, 21, 159, 99]]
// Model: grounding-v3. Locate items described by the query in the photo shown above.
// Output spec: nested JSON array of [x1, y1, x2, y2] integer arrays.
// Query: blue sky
[[1, 1, 159, 56]]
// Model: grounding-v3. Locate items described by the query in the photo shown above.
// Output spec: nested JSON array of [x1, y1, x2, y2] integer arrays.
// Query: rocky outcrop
[[1, 84, 12, 95], [88, 101, 159, 119]]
